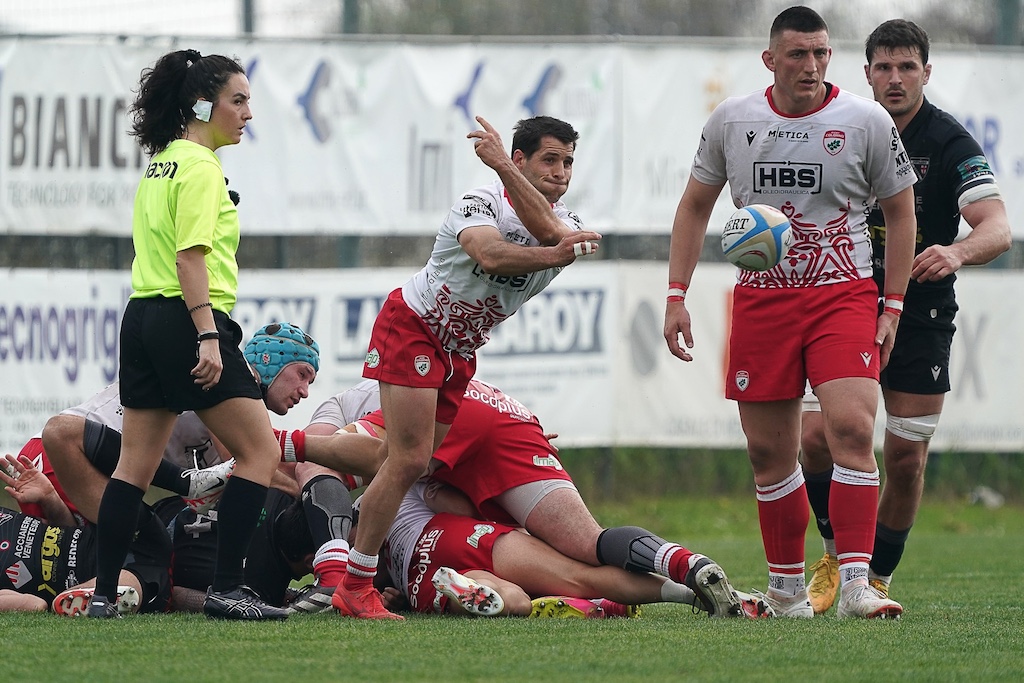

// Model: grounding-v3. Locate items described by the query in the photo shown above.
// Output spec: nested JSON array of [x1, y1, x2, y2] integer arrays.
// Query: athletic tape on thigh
[[885, 413, 940, 442]]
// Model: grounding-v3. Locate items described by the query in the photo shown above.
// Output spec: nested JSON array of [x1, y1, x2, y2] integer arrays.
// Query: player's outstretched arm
[[459, 225, 601, 276], [468, 116, 575, 246]]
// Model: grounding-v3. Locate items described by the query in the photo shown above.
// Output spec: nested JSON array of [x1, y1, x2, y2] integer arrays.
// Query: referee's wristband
[[197, 330, 220, 342], [667, 281, 688, 303], [883, 294, 905, 317]]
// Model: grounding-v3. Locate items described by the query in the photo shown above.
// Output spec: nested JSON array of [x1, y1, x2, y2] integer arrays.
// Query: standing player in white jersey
[[331, 115, 603, 620], [663, 6, 918, 619]]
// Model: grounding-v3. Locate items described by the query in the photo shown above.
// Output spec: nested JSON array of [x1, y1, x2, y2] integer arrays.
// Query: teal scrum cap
[[243, 322, 320, 393]]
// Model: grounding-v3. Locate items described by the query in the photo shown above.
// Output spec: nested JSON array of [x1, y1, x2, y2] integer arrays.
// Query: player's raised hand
[[468, 116, 509, 170]]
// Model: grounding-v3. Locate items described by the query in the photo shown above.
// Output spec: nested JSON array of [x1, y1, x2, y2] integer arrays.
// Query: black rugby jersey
[[868, 97, 998, 298]]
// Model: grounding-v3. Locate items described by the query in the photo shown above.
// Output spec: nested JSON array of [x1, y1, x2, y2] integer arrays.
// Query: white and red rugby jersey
[[692, 84, 916, 288], [402, 180, 584, 356]]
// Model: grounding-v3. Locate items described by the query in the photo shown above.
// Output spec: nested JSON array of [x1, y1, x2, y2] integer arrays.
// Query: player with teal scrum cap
[[244, 322, 321, 410]]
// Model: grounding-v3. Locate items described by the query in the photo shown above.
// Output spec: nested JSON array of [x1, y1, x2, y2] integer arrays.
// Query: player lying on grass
[[372, 478, 770, 619], [277, 378, 772, 618], [0, 454, 170, 616]]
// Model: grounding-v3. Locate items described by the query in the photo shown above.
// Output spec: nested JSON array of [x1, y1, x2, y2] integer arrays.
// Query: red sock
[[313, 540, 349, 588], [663, 545, 696, 584], [755, 467, 809, 594], [274, 429, 306, 463], [830, 465, 879, 584], [341, 549, 377, 591]]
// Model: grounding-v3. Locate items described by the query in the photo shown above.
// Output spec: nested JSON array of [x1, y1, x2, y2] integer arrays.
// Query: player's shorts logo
[[364, 348, 380, 369], [466, 524, 495, 549], [735, 370, 750, 392], [414, 355, 431, 376], [532, 454, 564, 471], [823, 130, 845, 156]]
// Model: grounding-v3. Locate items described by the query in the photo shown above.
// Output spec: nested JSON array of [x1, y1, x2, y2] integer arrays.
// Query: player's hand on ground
[[468, 116, 510, 171], [1, 453, 58, 504], [664, 303, 694, 362], [191, 341, 224, 390], [875, 310, 900, 370], [912, 244, 962, 282], [380, 587, 408, 612]]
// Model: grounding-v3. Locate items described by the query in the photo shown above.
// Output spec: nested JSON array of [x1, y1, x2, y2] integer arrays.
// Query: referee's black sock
[[94, 478, 145, 601], [211, 475, 268, 593]]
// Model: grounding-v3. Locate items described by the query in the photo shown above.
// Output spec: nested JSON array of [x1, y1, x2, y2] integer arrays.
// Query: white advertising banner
[[2, 265, 1021, 455], [1, 37, 1023, 237]]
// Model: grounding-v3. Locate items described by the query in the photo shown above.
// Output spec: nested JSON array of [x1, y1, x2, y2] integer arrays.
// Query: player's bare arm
[[875, 186, 917, 366], [664, 176, 724, 362], [912, 198, 1011, 282], [458, 225, 600, 276], [469, 116, 577, 246]]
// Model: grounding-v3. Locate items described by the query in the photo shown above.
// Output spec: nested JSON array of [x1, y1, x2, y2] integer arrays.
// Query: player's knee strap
[[597, 526, 667, 574], [885, 413, 940, 442]]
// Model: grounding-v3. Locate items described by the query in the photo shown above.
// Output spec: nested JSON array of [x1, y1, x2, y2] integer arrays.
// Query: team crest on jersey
[[364, 348, 380, 369], [735, 370, 749, 392], [911, 157, 930, 180], [823, 130, 845, 156], [414, 355, 431, 377]]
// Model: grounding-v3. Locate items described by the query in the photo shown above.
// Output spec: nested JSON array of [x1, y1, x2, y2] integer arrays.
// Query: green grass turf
[[3, 496, 1022, 683]]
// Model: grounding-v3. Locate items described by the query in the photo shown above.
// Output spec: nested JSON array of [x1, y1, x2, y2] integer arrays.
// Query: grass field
[[3, 495, 1022, 682]]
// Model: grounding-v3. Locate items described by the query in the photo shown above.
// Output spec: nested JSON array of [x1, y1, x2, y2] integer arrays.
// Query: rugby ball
[[721, 204, 793, 271]]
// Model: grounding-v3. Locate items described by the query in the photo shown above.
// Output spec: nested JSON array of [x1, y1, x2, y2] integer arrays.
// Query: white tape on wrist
[[573, 241, 595, 257]]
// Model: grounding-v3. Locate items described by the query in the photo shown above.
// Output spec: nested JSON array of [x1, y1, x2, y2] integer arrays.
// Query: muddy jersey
[[868, 97, 1000, 298], [401, 180, 584, 356], [692, 84, 915, 288]]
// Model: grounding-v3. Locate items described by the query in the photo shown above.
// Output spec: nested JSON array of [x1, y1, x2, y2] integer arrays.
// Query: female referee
[[90, 50, 287, 620]]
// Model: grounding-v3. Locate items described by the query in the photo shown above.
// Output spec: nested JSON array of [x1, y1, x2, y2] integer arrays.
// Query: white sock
[[661, 580, 698, 607]]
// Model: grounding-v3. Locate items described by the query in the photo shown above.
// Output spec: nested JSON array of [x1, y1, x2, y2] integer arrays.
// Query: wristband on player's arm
[[667, 281, 688, 303], [883, 294, 905, 317]]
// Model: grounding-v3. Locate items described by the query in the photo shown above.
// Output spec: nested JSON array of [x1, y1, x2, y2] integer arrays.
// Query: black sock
[[301, 475, 354, 547], [94, 478, 145, 600], [803, 466, 835, 540], [150, 460, 189, 496], [871, 523, 911, 577], [211, 475, 268, 592]]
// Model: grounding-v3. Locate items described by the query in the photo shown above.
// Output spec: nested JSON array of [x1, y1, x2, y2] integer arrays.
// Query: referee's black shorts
[[119, 296, 262, 412]]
